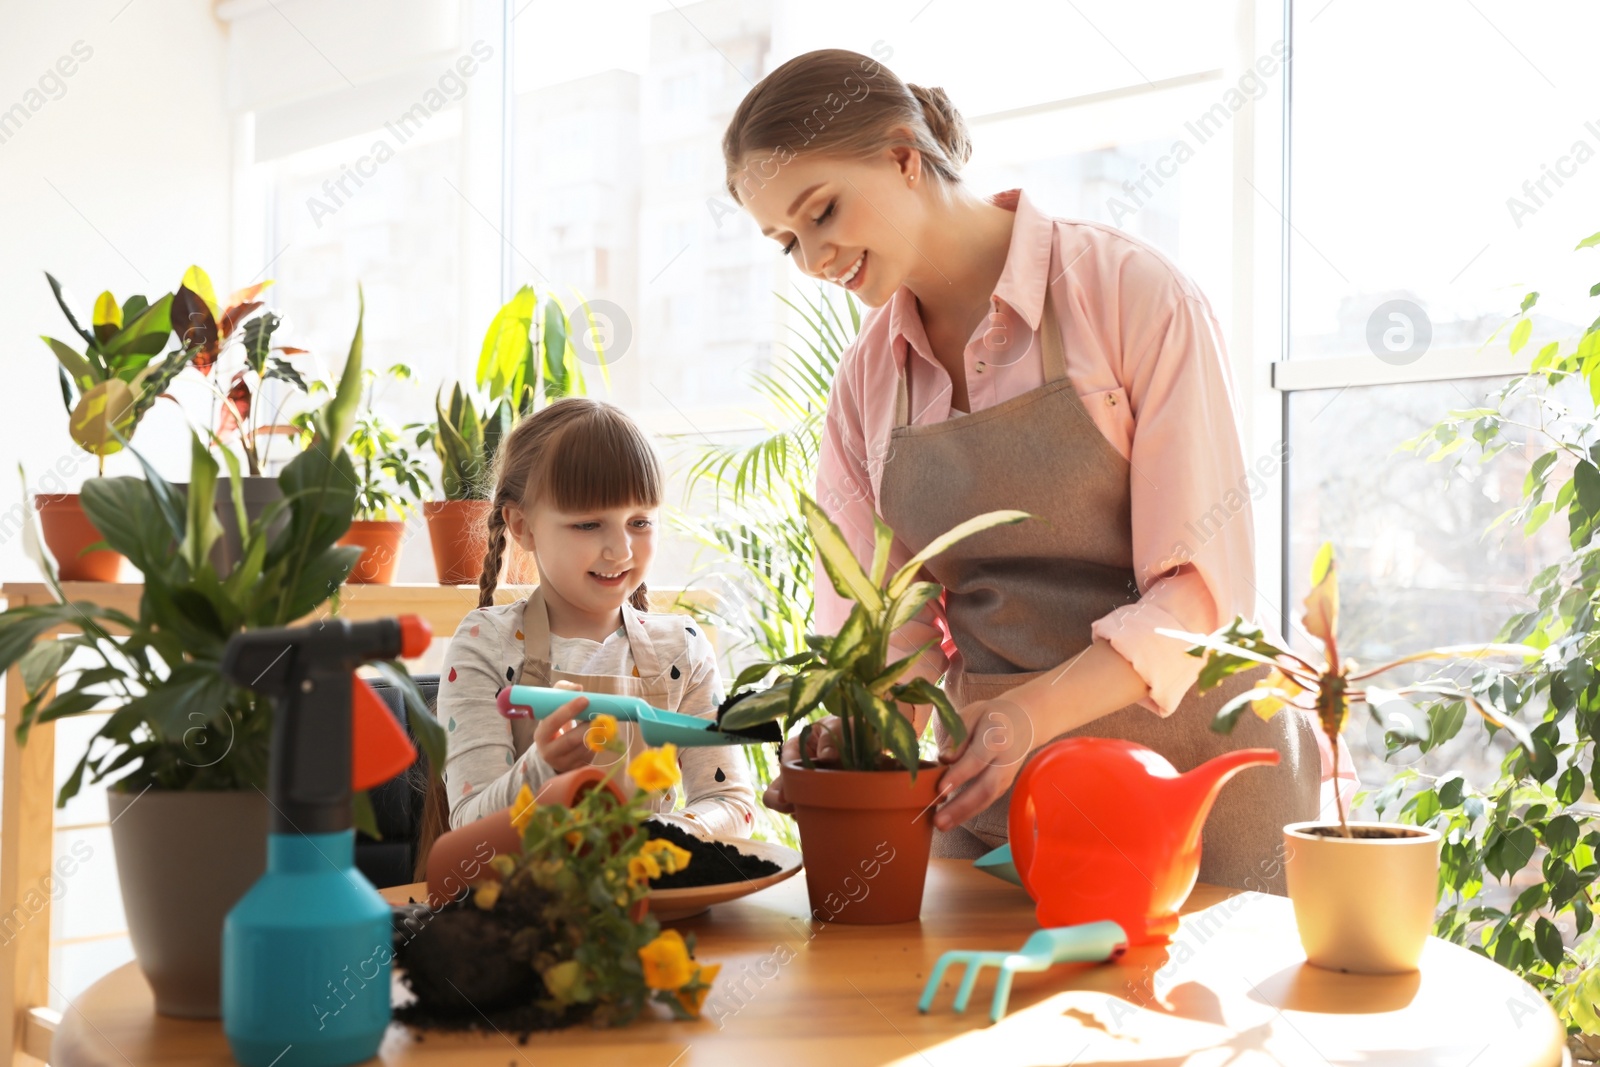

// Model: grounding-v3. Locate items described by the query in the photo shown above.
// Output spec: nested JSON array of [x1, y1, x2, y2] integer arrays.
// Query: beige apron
[[512, 586, 680, 814], [875, 249, 1317, 894]]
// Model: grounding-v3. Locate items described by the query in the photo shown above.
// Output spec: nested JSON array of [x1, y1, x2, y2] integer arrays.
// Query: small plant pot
[[34, 493, 126, 581], [339, 519, 405, 583], [1283, 821, 1442, 974], [423, 500, 492, 586], [781, 759, 945, 924], [423, 767, 628, 907]]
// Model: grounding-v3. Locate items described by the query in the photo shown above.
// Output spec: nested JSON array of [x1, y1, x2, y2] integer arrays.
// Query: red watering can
[[1008, 738, 1279, 945]]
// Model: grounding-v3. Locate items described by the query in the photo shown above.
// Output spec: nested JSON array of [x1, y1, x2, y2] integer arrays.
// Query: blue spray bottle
[[219, 615, 432, 1067]]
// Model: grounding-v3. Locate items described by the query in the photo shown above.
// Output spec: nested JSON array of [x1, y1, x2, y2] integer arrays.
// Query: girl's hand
[[761, 716, 843, 814], [532, 680, 599, 774], [932, 694, 1037, 832]]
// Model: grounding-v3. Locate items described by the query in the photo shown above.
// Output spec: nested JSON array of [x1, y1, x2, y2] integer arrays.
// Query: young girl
[[421, 398, 756, 863]]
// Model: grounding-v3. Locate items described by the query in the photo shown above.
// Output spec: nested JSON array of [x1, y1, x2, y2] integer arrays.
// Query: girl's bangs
[[536, 409, 662, 513]]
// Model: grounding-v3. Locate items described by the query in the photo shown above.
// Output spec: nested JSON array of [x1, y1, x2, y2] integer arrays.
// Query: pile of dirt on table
[[645, 818, 782, 888], [390, 894, 587, 1038]]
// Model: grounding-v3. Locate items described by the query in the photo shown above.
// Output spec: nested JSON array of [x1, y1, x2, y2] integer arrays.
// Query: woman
[[723, 49, 1327, 892]]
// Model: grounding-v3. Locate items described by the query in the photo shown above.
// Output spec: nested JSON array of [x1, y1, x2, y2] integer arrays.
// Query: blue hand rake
[[918, 921, 1129, 1024]]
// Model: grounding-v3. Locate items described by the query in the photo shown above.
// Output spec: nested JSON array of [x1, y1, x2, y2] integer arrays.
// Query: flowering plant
[[464, 715, 720, 1024]]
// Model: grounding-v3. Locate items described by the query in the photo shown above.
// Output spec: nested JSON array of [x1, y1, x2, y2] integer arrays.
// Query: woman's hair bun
[[906, 83, 971, 169]]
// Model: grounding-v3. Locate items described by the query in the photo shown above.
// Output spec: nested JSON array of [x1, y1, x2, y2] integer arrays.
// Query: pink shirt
[[815, 187, 1355, 803], [816, 187, 1258, 718]]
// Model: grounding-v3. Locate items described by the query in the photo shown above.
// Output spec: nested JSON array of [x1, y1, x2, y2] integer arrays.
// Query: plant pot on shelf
[[107, 788, 270, 1018], [1283, 821, 1442, 974], [34, 493, 127, 581], [339, 519, 406, 584], [423, 500, 492, 586], [170, 475, 287, 573], [780, 758, 944, 924]]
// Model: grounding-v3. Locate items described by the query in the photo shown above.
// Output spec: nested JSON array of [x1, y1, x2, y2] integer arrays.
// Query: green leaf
[[42, 336, 95, 390], [869, 512, 894, 586], [1544, 814, 1579, 857], [1534, 917, 1564, 967], [45, 272, 96, 349], [80, 475, 178, 575], [352, 790, 380, 840], [183, 432, 223, 574], [368, 660, 445, 783], [886, 509, 1031, 599], [19, 639, 74, 695], [1556, 765, 1585, 805], [720, 682, 794, 730], [1575, 230, 1600, 250], [896, 676, 964, 747], [801, 494, 882, 612], [788, 668, 842, 719], [102, 293, 173, 359], [885, 582, 941, 636], [319, 287, 365, 450], [1509, 318, 1533, 355], [1520, 291, 1540, 313], [476, 285, 537, 398], [1437, 774, 1465, 809]]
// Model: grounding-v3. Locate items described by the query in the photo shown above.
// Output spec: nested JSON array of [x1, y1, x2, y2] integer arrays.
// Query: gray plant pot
[[107, 788, 270, 1018], [171, 476, 286, 572]]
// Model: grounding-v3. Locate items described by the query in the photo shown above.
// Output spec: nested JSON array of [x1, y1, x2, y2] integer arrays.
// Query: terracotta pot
[[338, 519, 405, 583], [781, 759, 945, 924], [423, 500, 492, 585], [108, 788, 270, 1017], [34, 493, 126, 581], [423, 767, 629, 907], [1284, 821, 1442, 974]]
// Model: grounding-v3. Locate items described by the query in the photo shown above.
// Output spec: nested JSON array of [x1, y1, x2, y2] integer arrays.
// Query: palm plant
[[673, 287, 858, 833]]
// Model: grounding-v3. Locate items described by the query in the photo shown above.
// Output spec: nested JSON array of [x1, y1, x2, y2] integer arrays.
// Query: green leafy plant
[[416, 285, 610, 502], [40, 273, 189, 474], [0, 291, 441, 835], [296, 364, 428, 521], [1380, 228, 1600, 1035], [172, 265, 311, 477], [1159, 541, 1537, 836], [720, 496, 1027, 774]]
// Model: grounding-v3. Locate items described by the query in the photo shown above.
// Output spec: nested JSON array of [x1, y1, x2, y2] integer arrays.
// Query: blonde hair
[[476, 397, 663, 612], [722, 48, 971, 204]]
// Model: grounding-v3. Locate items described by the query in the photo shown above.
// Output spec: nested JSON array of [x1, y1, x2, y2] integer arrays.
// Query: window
[[1280, 0, 1600, 786]]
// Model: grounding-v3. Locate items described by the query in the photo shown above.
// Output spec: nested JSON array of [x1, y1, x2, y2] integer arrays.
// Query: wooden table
[[49, 860, 1567, 1066]]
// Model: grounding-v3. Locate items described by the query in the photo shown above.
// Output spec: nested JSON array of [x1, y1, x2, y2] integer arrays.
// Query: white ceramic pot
[[1283, 820, 1441, 974]]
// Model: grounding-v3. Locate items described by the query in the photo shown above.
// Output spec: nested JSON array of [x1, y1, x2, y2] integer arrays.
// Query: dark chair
[[359, 674, 440, 888]]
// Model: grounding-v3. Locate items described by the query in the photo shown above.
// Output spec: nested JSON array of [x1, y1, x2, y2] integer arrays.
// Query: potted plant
[[1159, 541, 1536, 973], [172, 265, 311, 567], [397, 726, 719, 1032], [416, 284, 607, 585], [295, 364, 428, 584], [37, 273, 190, 579], [720, 496, 1029, 923], [0, 291, 444, 1019]]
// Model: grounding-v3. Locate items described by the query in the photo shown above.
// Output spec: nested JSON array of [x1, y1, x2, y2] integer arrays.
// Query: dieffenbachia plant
[[721, 494, 1029, 776]]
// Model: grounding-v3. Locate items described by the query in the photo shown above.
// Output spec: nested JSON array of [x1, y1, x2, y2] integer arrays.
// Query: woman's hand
[[761, 716, 843, 813], [932, 693, 1038, 832], [532, 680, 600, 774]]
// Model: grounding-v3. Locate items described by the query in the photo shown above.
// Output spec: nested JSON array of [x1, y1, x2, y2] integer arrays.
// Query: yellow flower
[[472, 879, 502, 910], [642, 838, 692, 875], [638, 929, 693, 990], [564, 829, 583, 850], [584, 713, 619, 752], [674, 962, 721, 1018], [628, 852, 662, 887], [509, 782, 536, 833], [628, 743, 681, 792]]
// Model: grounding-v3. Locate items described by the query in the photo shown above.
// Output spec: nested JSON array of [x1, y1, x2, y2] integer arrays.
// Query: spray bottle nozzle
[[221, 615, 433, 834]]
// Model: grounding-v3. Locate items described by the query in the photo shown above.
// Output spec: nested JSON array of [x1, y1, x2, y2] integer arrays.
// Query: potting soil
[[645, 818, 782, 888]]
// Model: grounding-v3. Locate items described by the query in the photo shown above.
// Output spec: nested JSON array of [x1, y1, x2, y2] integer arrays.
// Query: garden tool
[[918, 921, 1129, 1024], [1010, 737, 1280, 944], [219, 614, 432, 1067], [497, 683, 781, 746]]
